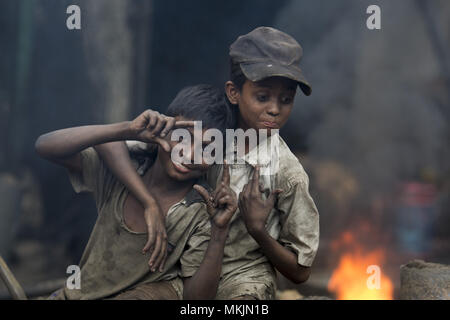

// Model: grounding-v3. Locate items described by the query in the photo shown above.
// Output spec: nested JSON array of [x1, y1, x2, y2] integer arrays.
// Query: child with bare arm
[[96, 27, 320, 300], [36, 84, 237, 300]]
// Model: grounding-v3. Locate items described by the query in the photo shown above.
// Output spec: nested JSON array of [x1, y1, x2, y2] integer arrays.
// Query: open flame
[[327, 231, 394, 300]]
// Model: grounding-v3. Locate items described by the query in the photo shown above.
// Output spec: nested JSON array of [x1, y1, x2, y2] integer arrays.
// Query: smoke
[[275, 0, 449, 201]]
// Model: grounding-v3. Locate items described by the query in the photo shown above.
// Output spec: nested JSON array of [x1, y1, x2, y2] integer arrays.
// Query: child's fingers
[[217, 196, 237, 217], [217, 195, 233, 206], [193, 184, 215, 214], [142, 110, 153, 126], [251, 166, 260, 194], [153, 137, 171, 153], [148, 236, 162, 271], [267, 189, 283, 207], [193, 184, 210, 202], [173, 120, 196, 128], [140, 129, 155, 142], [216, 195, 228, 208], [154, 239, 167, 272], [210, 189, 218, 207], [147, 111, 159, 129], [151, 116, 167, 137], [222, 161, 230, 186], [241, 182, 250, 198], [142, 240, 152, 254], [238, 191, 244, 212], [159, 249, 168, 272], [160, 117, 176, 138], [214, 187, 232, 205], [143, 227, 156, 254]]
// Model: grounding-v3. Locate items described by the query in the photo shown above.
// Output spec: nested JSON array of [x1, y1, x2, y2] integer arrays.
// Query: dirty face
[[230, 76, 297, 135], [157, 117, 212, 181]]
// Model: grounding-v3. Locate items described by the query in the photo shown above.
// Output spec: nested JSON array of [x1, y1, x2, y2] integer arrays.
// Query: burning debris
[[327, 229, 394, 300], [328, 249, 394, 300]]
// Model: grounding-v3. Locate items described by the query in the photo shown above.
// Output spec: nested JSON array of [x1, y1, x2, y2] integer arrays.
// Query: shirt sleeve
[[277, 170, 320, 267], [179, 212, 212, 278], [125, 140, 155, 155], [67, 147, 101, 193], [67, 147, 109, 206]]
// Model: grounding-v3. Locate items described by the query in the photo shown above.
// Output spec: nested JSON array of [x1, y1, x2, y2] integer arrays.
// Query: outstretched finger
[[251, 166, 260, 194], [221, 161, 230, 186], [160, 117, 176, 138], [173, 120, 196, 128]]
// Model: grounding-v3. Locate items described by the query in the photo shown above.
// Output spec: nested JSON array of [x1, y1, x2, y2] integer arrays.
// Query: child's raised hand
[[193, 163, 238, 230], [129, 109, 195, 153], [238, 166, 283, 235]]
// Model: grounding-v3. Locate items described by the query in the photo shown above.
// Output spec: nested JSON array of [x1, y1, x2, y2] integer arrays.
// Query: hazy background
[[0, 0, 449, 298]]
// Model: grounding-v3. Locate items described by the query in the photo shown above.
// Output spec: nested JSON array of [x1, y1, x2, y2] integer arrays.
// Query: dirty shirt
[[60, 147, 211, 300], [205, 133, 320, 299], [125, 134, 320, 300]]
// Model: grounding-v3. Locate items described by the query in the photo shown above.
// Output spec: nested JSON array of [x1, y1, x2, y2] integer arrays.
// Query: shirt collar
[[227, 133, 279, 168]]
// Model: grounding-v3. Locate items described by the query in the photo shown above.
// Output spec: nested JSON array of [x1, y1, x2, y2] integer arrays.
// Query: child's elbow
[[291, 275, 308, 284], [291, 267, 311, 284]]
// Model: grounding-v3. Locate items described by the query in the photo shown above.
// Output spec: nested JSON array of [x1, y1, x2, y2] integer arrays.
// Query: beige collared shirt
[[206, 133, 320, 299]]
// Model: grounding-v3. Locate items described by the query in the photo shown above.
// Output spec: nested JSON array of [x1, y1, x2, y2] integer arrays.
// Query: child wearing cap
[[211, 26, 319, 299], [95, 27, 319, 300]]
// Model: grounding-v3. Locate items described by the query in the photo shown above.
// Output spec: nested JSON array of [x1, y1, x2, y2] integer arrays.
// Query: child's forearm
[[249, 228, 311, 284], [183, 226, 228, 300], [94, 141, 168, 272], [35, 122, 132, 163], [94, 141, 157, 209]]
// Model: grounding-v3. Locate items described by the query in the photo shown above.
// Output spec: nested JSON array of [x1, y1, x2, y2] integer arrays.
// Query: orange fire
[[328, 231, 394, 300]]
